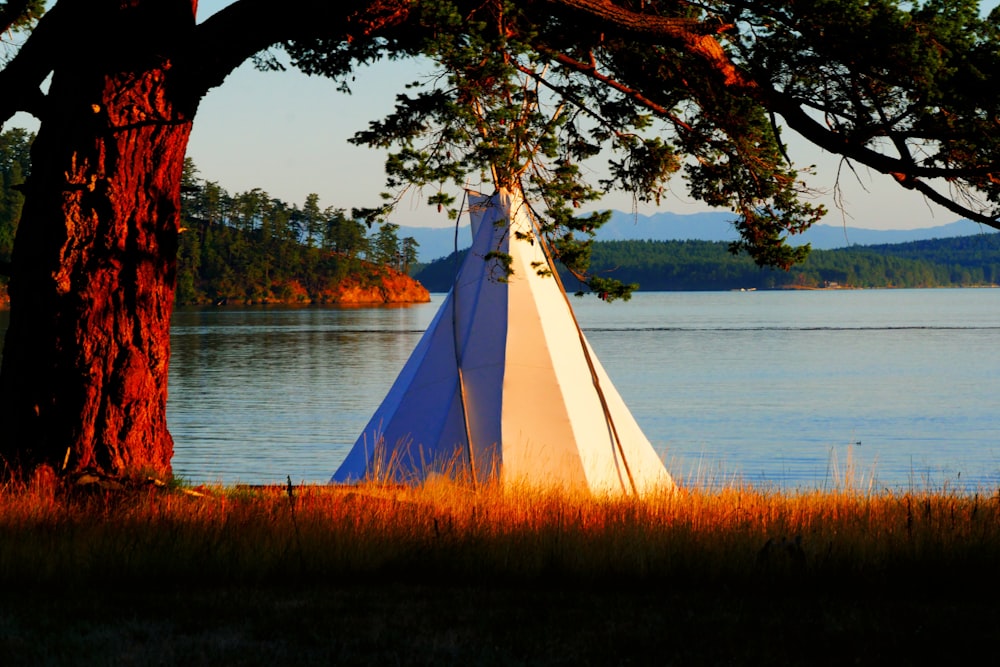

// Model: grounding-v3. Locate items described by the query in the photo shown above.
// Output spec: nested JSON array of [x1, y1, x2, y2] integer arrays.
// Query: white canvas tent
[[331, 187, 674, 494]]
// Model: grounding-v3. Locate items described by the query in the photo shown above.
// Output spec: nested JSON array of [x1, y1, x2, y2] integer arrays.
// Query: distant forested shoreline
[[5, 127, 1000, 307], [2, 128, 427, 307], [413, 235, 1000, 293], [173, 159, 428, 305]]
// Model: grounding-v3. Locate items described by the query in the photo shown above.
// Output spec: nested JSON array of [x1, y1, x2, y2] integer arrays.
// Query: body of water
[[3, 289, 999, 490]]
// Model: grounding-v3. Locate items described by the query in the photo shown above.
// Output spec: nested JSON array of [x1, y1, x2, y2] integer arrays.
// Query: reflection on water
[[4, 289, 1000, 490], [576, 290, 1000, 491], [168, 304, 440, 485]]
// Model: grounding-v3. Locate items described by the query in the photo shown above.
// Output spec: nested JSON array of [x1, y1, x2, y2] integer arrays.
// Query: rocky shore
[[182, 266, 430, 307], [321, 270, 431, 306], [0, 270, 430, 311]]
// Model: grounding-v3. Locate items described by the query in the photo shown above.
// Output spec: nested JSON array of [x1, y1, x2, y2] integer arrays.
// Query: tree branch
[[185, 0, 414, 97], [0, 0, 71, 125], [0, 0, 31, 34], [542, 49, 696, 134], [553, 0, 1000, 229], [889, 171, 999, 228], [547, 0, 715, 38]]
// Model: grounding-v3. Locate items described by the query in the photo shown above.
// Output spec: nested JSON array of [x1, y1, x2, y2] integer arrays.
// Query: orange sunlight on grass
[[3, 475, 998, 588]]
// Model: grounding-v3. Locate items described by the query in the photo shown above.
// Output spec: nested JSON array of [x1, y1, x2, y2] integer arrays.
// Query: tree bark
[[0, 0, 420, 482], [0, 1, 198, 480]]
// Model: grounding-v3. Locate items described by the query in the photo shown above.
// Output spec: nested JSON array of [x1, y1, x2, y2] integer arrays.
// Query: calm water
[[3, 289, 999, 490]]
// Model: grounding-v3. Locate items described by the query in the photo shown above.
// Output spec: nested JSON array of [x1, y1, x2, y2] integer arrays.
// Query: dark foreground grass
[[2, 480, 999, 666], [5, 579, 999, 666]]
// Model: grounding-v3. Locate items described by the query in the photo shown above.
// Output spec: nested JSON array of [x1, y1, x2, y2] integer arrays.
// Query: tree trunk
[[0, 1, 197, 480]]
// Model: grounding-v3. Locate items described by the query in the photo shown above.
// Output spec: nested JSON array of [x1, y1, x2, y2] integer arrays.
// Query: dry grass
[[2, 477, 999, 586], [2, 477, 999, 665]]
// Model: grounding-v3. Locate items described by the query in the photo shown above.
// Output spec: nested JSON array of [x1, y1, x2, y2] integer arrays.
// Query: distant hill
[[398, 211, 991, 262], [412, 235, 1000, 293], [796, 219, 991, 249]]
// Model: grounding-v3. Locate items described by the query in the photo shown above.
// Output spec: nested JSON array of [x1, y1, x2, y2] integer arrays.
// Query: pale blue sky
[[10, 1, 1000, 230]]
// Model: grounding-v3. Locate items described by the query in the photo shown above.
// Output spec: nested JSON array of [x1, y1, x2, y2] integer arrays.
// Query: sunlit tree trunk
[[0, 1, 198, 480]]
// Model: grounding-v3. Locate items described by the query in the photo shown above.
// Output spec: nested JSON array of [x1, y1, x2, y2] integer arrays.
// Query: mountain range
[[399, 210, 995, 263]]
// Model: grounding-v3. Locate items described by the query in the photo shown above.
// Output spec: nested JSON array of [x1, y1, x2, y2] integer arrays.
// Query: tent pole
[[452, 192, 478, 488]]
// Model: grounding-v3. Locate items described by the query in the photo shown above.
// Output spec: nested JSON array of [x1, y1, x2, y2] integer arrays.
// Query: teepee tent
[[332, 187, 674, 494]]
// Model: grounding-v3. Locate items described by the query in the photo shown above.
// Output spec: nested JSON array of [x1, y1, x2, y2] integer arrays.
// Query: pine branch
[[0, 0, 32, 34]]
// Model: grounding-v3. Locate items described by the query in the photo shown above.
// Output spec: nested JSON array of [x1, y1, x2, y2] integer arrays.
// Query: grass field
[[2, 477, 999, 665]]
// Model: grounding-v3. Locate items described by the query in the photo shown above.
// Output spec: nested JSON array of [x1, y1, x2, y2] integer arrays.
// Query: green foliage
[[177, 161, 395, 305], [583, 236, 1000, 290], [289, 0, 708, 300], [371, 222, 401, 267], [0, 0, 44, 42], [12, 0, 1000, 302], [297, 192, 324, 248], [0, 1, 44, 75], [415, 234, 1000, 293], [285, 0, 1000, 285], [0, 0, 43, 28], [323, 208, 370, 258], [400, 235, 420, 272], [729, 0, 1000, 219]]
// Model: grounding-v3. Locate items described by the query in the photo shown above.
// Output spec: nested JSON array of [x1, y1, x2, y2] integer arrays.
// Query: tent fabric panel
[[457, 192, 510, 480], [332, 333, 464, 481], [500, 187, 672, 494], [333, 191, 511, 484], [578, 336, 675, 493], [373, 386, 474, 480], [469, 190, 587, 487], [500, 308, 591, 490], [331, 297, 458, 482], [498, 189, 590, 489]]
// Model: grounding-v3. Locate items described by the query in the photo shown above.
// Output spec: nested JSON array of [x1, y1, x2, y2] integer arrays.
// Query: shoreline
[[7, 282, 1000, 312], [0, 272, 431, 312]]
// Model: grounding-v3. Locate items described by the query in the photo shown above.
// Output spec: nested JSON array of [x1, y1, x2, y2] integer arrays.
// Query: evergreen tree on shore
[[173, 158, 411, 305]]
